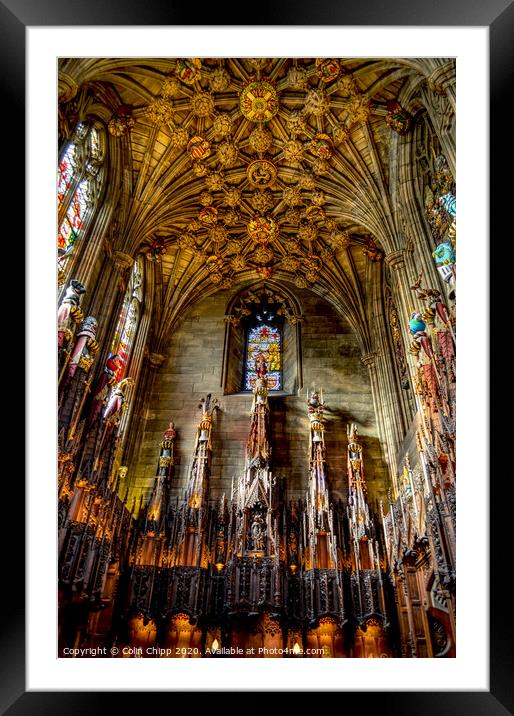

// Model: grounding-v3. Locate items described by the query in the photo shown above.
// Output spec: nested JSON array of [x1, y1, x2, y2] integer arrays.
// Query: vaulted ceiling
[[59, 57, 433, 352]]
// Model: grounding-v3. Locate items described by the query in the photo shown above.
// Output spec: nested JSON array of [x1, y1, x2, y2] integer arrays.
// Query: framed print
[[8, 0, 511, 711]]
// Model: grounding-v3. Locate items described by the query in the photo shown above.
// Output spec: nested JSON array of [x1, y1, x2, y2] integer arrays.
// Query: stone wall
[[128, 283, 389, 508]]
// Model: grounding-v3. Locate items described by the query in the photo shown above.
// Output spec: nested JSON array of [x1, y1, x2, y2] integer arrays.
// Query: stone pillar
[[361, 351, 396, 480]]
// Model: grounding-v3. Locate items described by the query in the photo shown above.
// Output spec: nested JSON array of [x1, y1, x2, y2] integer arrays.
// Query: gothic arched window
[[57, 122, 106, 279], [109, 256, 144, 382], [223, 283, 303, 396], [243, 312, 283, 391]]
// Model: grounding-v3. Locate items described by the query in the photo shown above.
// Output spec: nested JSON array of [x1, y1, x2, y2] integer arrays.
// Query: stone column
[[361, 351, 396, 481]]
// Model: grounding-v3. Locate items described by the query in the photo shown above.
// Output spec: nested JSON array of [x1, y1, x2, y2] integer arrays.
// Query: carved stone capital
[[58, 73, 79, 104], [385, 250, 405, 271], [112, 251, 134, 272], [361, 351, 378, 368], [148, 352, 166, 368], [427, 62, 455, 96]]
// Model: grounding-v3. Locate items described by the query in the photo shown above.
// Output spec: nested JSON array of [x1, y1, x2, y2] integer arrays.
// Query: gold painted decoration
[[175, 58, 202, 85], [309, 133, 333, 159], [282, 255, 301, 271], [299, 222, 318, 241], [287, 65, 309, 89], [248, 58, 270, 71], [315, 58, 341, 83], [329, 229, 351, 248], [205, 171, 225, 191], [254, 245, 274, 264], [283, 186, 303, 207], [179, 233, 196, 249], [160, 75, 181, 99], [285, 208, 302, 225], [250, 190, 274, 213], [187, 219, 202, 232], [304, 88, 330, 116], [332, 124, 350, 144], [200, 191, 214, 206], [286, 111, 308, 135], [191, 91, 215, 118], [144, 97, 174, 125], [294, 274, 308, 288], [246, 159, 277, 188], [198, 206, 218, 224], [208, 225, 228, 244], [231, 254, 246, 270], [385, 100, 412, 135], [108, 106, 135, 137], [304, 254, 322, 272], [313, 158, 330, 175], [257, 266, 273, 279], [212, 113, 233, 137], [209, 66, 231, 92], [223, 209, 240, 225], [239, 79, 279, 122], [338, 72, 358, 96], [224, 187, 241, 207], [188, 135, 211, 160], [298, 172, 316, 190], [305, 205, 326, 222], [247, 216, 279, 245], [221, 275, 235, 289], [216, 141, 238, 168], [249, 125, 273, 153], [206, 253, 224, 278], [311, 189, 326, 206], [283, 139, 305, 163], [170, 126, 189, 149], [284, 237, 300, 252], [227, 238, 243, 253], [192, 161, 208, 177], [345, 94, 372, 124], [210, 271, 223, 284]]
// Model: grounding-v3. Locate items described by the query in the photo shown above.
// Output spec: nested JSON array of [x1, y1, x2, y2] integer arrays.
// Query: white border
[[27, 27, 488, 691]]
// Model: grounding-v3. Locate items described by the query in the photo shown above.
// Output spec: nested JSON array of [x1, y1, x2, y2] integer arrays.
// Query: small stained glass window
[[244, 323, 282, 391]]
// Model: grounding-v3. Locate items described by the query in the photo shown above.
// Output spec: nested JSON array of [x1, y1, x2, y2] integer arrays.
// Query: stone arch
[[222, 281, 304, 395]]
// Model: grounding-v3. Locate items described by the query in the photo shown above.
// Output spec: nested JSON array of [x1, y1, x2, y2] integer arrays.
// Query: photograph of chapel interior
[[57, 57, 456, 659]]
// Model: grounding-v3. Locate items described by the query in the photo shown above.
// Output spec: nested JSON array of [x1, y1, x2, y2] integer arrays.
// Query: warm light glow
[[215, 563, 224, 572], [212, 639, 219, 651], [293, 642, 301, 655]]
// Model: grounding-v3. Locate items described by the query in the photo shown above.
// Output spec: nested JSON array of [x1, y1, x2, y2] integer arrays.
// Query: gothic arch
[[221, 281, 304, 396]]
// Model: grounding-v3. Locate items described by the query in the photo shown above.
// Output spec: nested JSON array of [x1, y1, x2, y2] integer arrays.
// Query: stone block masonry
[[129, 284, 388, 505]]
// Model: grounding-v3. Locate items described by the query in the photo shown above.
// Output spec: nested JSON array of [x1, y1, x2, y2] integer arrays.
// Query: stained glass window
[[57, 123, 105, 279], [109, 257, 144, 382], [58, 144, 77, 206], [244, 323, 282, 391], [57, 180, 89, 254]]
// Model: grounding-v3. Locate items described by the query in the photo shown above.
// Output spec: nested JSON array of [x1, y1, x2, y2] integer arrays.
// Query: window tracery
[[57, 122, 106, 283]]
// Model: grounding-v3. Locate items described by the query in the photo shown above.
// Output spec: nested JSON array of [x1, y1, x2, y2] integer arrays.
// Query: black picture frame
[[10, 0, 511, 711]]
